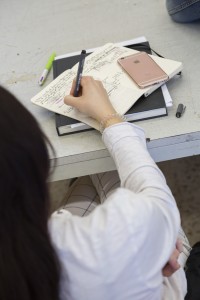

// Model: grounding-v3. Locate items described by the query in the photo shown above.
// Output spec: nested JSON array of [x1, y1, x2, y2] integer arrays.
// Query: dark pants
[[166, 0, 200, 23]]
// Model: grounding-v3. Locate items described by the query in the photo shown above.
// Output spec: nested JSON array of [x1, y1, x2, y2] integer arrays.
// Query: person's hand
[[162, 239, 183, 277], [64, 76, 123, 128]]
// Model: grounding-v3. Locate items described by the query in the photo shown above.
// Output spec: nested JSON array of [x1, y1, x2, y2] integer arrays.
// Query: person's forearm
[[103, 122, 176, 206]]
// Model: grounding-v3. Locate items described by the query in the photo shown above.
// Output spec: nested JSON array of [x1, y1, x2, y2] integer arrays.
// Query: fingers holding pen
[[64, 76, 115, 122], [66, 76, 93, 99], [69, 78, 76, 96], [64, 77, 84, 109], [64, 76, 94, 109]]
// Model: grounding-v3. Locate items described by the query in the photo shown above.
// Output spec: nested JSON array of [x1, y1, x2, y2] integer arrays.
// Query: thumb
[[64, 94, 79, 109]]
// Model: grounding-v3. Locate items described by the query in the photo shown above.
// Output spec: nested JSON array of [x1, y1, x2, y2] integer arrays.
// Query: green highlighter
[[38, 52, 56, 86]]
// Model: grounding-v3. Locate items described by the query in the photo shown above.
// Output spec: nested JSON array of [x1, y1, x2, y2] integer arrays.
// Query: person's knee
[[166, 0, 200, 23]]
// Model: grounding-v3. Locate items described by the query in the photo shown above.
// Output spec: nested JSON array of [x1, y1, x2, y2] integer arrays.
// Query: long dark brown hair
[[0, 86, 60, 300]]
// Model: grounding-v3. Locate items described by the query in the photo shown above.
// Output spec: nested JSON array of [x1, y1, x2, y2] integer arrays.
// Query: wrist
[[99, 113, 126, 133], [104, 116, 123, 127]]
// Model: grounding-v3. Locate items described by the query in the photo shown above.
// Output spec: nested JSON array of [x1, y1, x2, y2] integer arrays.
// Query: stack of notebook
[[53, 40, 170, 136], [31, 38, 182, 135]]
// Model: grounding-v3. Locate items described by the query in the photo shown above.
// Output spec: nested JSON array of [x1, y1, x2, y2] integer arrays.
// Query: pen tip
[[81, 50, 86, 54]]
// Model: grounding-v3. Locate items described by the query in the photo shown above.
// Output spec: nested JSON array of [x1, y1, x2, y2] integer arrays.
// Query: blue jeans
[[166, 0, 200, 22]]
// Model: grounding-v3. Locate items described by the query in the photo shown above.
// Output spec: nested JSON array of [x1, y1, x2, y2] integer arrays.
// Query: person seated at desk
[[0, 78, 191, 300], [166, 0, 200, 23]]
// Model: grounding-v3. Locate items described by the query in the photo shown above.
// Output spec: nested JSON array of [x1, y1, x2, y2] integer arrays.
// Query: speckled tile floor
[[49, 155, 200, 247], [158, 156, 200, 246]]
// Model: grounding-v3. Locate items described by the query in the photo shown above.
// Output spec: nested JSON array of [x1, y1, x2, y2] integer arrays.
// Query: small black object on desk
[[176, 103, 186, 118]]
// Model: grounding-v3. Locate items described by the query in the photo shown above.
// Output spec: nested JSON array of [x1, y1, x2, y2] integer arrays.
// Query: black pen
[[74, 49, 86, 97]]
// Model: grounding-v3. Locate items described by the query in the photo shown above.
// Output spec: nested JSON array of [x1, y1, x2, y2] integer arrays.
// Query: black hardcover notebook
[[53, 41, 167, 136]]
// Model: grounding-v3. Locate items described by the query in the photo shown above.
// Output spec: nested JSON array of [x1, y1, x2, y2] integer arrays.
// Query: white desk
[[1, 0, 200, 181]]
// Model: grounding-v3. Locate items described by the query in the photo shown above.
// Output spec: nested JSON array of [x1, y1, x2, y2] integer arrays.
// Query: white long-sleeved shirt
[[49, 122, 186, 300]]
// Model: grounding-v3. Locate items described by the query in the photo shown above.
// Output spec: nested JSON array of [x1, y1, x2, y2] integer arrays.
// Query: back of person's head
[[0, 86, 60, 300]]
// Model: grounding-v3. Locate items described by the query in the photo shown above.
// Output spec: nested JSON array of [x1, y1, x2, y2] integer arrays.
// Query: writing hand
[[64, 76, 123, 129]]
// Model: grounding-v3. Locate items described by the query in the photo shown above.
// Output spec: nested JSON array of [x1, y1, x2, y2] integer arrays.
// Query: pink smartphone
[[118, 51, 168, 88]]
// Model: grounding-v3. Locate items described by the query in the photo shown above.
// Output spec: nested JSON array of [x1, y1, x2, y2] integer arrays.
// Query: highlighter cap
[[46, 52, 56, 70]]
